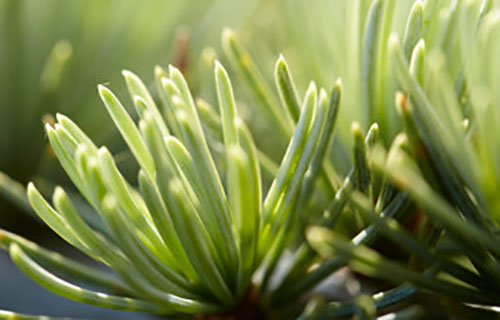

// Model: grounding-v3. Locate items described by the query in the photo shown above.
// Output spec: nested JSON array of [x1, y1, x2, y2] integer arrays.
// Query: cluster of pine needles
[[2, 0, 500, 319]]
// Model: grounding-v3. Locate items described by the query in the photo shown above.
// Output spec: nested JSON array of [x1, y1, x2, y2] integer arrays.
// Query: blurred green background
[[0, 0, 264, 232], [0, 0, 424, 230]]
